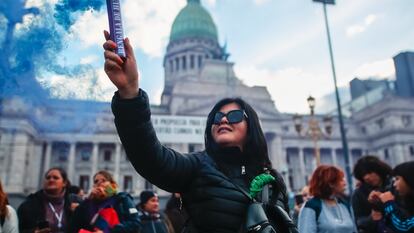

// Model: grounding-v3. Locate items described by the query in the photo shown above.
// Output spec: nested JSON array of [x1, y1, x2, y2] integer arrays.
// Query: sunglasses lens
[[213, 112, 225, 124], [227, 110, 244, 124]]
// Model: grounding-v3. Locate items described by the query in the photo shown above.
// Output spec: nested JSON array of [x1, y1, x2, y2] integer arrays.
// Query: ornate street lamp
[[293, 96, 333, 166], [312, 0, 353, 191]]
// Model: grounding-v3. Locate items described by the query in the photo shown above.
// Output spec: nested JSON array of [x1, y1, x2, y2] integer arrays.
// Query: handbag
[[231, 180, 298, 233]]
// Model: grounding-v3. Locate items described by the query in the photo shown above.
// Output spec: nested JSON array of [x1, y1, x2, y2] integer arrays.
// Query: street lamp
[[312, 0, 353, 191], [293, 96, 333, 167]]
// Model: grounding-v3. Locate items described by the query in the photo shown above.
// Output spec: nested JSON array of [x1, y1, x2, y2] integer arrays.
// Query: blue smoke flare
[[54, 0, 105, 30], [0, 0, 109, 134]]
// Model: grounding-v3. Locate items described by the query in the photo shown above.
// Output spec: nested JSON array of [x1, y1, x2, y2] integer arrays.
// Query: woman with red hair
[[0, 180, 18, 233], [298, 165, 357, 233]]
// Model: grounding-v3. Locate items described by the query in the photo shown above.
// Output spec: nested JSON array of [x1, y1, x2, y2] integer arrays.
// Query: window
[[188, 144, 196, 153], [80, 149, 91, 161], [402, 115, 411, 126], [123, 176, 133, 192], [384, 148, 389, 160], [198, 55, 202, 68], [175, 57, 179, 71], [182, 56, 186, 70], [361, 126, 367, 134], [190, 55, 194, 69], [104, 150, 112, 162], [58, 148, 68, 161], [145, 180, 153, 190], [376, 118, 384, 129], [169, 60, 173, 72], [79, 175, 89, 191], [410, 146, 414, 157]]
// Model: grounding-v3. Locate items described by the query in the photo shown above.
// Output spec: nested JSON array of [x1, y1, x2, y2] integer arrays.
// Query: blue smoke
[[0, 0, 107, 98], [55, 0, 105, 30], [0, 0, 109, 134]]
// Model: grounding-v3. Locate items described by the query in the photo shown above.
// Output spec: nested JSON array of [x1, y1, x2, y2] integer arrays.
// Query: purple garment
[[42, 192, 66, 233], [83, 197, 117, 233]]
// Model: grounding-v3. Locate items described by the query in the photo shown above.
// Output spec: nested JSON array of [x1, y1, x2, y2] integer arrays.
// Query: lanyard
[[48, 202, 64, 228]]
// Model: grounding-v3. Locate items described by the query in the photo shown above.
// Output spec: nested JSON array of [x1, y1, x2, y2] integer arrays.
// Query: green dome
[[170, 0, 218, 42]]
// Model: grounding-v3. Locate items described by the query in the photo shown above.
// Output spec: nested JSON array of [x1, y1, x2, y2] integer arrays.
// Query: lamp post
[[312, 0, 353, 191], [293, 96, 333, 167]]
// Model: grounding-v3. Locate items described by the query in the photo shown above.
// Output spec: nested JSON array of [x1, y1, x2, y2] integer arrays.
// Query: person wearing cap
[[369, 161, 414, 233], [136, 191, 173, 233], [351, 155, 394, 233]]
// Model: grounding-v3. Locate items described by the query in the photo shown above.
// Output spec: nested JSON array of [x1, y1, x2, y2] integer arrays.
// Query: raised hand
[[103, 30, 139, 99]]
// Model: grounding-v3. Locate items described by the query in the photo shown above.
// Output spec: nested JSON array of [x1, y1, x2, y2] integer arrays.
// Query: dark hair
[[309, 165, 345, 199], [204, 98, 289, 210], [67, 185, 81, 195], [353, 155, 392, 183], [204, 97, 271, 169], [0, 180, 9, 222], [393, 161, 414, 213], [45, 167, 71, 187], [93, 170, 117, 185]]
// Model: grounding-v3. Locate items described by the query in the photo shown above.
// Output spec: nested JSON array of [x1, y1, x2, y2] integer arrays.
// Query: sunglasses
[[213, 109, 248, 125]]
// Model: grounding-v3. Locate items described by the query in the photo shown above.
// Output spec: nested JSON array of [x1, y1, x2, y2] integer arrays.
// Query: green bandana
[[249, 173, 275, 198]]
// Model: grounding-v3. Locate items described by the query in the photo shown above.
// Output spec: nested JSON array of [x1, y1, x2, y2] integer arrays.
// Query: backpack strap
[[304, 197, 352, 221], [304, 197, 322, 221], [1, 214, 5, 227]]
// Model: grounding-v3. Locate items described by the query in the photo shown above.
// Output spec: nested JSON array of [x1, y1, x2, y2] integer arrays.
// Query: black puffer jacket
[[112, 90, 289, 233], [17, 190, 73, 233]]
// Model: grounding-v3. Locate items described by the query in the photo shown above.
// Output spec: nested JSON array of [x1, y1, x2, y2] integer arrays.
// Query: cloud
[[346, 14, 377, 37], [353, 59, 395, 79], [206, 0, 217, 7], [80, 55, 99, 64], [253, 0, 270, 6], [122, 0, 186, 58], [235, 65, 335, 113], [67, 0, 185, 57]]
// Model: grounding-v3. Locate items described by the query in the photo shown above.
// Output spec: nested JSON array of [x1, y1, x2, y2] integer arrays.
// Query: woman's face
[[93, 174, 111, 188], [363, 172, 382, 188], [394, 176, 410, 196], [44, 169, 66, 194], [332, 177, 347, 195], [211, 103, 248, 151]]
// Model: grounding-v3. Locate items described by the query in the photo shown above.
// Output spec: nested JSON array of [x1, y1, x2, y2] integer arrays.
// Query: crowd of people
[[1, 32, 414, 233], [1, 157, 413, 233]]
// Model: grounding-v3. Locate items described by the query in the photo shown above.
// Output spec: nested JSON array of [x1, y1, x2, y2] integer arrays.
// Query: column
[[394, 144, 405, 165], [330, 147, 336, 166], [7, 132, 29, 193], [333, 148, 338, 166], [43, 142, 52, 174], [298, 147, 306, 187], [67, 142, 76, 182], [90, 142, 99, 186], [114, 143, 121, 184]]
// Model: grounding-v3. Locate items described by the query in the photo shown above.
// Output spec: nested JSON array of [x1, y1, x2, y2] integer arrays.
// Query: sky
[[22, 0, 414, 114]]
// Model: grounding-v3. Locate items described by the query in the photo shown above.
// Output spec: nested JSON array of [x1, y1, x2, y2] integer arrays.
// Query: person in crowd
[[102, 32, 294, 233], [352, 155, 393, 233], [369, 161, 414, 233], [136, 191, 173, 233], [66, 186, 85, 212], [298, 165, 357, 233], [164, 193, 188, 233], [0, 180, 19, 233], [292, 186, 310, 225], [69, 170, 140, 233], [18, 167, 73, 233]]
